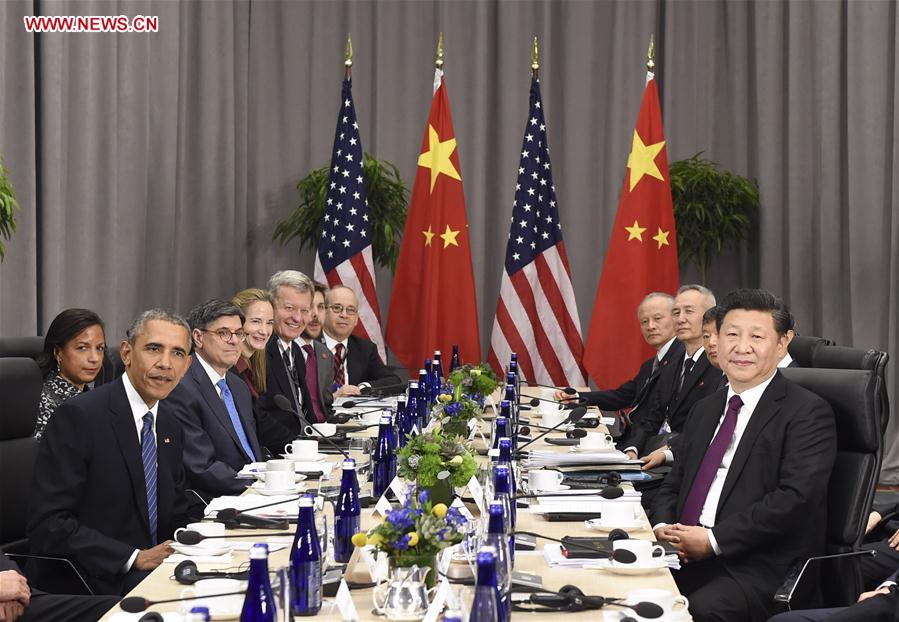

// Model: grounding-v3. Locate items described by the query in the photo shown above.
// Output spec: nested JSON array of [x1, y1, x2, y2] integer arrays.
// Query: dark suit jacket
[[628, 348, 722, 455], [339, 334, 404, 390], [650, 372, 837, 621], [167, 356, 262, 497], [583, 339, 683, 413], [27, 377, 192, 595], [256, 336, 314, 454], [303, 339, 335, 413]]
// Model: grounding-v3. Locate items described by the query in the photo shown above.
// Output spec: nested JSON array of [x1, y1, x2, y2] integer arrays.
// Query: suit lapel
[[229, 374, 263, 458], [314, 341, 331, 394], [191, 358, 247, 456], [677, 391, 727, 510], [267, 336, 301, 414], [672, 353, 710, 412], [109, 378, 152, 537], [716, 373, 786, 511], [155, 405, 178, 534]]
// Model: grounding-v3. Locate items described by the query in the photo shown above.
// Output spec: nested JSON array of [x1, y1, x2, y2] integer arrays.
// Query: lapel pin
[[163, 437, 171, 444]]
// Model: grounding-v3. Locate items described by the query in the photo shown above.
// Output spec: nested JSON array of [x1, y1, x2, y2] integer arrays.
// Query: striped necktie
[[333, 343, 346, 386], [140, 412, 158, 544]]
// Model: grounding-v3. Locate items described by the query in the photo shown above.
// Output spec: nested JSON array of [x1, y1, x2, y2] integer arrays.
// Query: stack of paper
[[523, 450, 638, 468], [543, 544, 681, 570], [237, 461, 334, 479]]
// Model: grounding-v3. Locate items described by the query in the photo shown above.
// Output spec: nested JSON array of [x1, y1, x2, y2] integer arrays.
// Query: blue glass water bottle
[[496, 438, 516, 497], [492, 464, 516, 553], [240, 544, 276, 622], [372, 415, 397, 497], [504, 383, 518, 428], [290, 495, 322, 616], [498, 401, 516, 450], [334, 458, 361, 563], [395, 397, 410, 445], [492, 416, 509, 451], [407, 382, 420, 435], [468, 546, 504, 622], [485, 502, 513, 619], [433, 350, 444, 380], [416, 371, 430, 428]]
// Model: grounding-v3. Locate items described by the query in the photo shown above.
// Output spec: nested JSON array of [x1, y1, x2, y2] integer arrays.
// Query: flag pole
[[531, 36, 539, 79], [435, 31, 445, 69], [344, 33, 353, 80]]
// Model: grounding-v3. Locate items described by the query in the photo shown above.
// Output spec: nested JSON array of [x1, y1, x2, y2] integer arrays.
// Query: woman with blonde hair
[[231, 288, 274, 399]]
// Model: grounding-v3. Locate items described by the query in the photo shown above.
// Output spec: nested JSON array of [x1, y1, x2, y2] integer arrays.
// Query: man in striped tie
[[29, 310, 194, 595], [648, 289, 837, 622]]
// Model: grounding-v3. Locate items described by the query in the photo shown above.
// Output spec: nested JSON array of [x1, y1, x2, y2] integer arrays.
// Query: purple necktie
[[302, 344, 326, 423], [679, 394, 744, 525]]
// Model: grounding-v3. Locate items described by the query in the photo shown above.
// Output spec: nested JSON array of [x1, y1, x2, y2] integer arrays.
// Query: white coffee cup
[[180, 578, 243, 614], [612, 539, 666, 566], [265, 458, 294, 472], [600, 502, 639, 525], [626, 588, 689, 620], [174, 521, 225, 548], [528, 469, 565, 491], [541, 410, 569, 428], [304, 422, 337, 437], [264, 469, 295, 491], [579, 432, 615, 450], [285, 439, 318, 459]]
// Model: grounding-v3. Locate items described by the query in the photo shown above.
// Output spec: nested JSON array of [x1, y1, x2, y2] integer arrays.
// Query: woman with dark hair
[[35, 308, 106, 439], [230, 288, 273, 399]]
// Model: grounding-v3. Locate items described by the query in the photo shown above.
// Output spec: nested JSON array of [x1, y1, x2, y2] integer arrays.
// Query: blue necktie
[[218, 379, 257, 462], [140, 413, 158, 544]]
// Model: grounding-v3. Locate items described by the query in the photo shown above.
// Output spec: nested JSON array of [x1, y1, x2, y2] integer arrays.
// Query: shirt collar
[[122, 371, 159, 417], [278, 338, 293, 355], [322, 332, 348, 351], [777, 352, 794, 368], [726, 369, 778, 412], [194, 352, 226, 386], [656, 336, 676, 361], [685, 345, 705, 363]]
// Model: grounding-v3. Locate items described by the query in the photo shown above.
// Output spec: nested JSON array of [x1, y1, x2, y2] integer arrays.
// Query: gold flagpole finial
[[435, 32, 445, 69], [344, 34, 353, 68], [531, 36, 539, 75], [647, 34, 655, 73]]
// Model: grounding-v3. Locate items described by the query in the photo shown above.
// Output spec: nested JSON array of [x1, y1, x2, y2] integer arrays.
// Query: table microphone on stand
[[514, 406, 587, 455]]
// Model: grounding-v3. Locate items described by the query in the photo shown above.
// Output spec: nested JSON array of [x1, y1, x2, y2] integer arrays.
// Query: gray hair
[[126, 309, 191, 345], [677, 284, 716, 308], [268, 270, 313, 303], [637, 292, 675, 316]]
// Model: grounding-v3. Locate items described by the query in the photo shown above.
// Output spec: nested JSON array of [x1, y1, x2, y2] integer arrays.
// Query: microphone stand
[[514, 407, 587, 455], [274, 394, 351, 459]]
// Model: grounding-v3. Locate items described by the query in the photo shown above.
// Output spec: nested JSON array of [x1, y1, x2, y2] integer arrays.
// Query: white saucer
[[171, 542, 232, 557], [178, 598, 242, 620], [280, 452, 329, 461], [584, 518, 648, 531], [530, 485, 571, 493], [588, 558, 667, 575], [251, 471, 306, 483], [251, 481, 306, 496]]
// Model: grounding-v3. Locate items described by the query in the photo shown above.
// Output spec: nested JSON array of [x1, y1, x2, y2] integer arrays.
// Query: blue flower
[[445, 507, 466, 527], [386, 508, 415, 530], [418, 489, 430, 504], [394, 534, 411, 550]]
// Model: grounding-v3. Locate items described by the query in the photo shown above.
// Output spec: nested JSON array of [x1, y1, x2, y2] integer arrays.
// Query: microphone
[[527, 395, 588, 410], [176, 530, 295, 545], [274, 394, 350, 459], [514, 486, 624, 501], [174, 560, 249, 584], [515, 406, 587, 454], [520, 380, 578, 395], [121, 590, 247, 613], [360, 381, 408, 396], [215, 495, 302, 522], [340, 395, 388, 408], [511, 530, 636, 564]]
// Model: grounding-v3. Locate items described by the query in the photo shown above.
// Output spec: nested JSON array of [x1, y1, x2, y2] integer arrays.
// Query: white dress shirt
[[195, 352, 227, 397], [778, 352, 794, 368]]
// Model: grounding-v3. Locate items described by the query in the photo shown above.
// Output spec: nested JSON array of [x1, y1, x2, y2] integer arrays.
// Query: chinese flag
[[386, 70, 481, 373], [583, 75, 679, 388]]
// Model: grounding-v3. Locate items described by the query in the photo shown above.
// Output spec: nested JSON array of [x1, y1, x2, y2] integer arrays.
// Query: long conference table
[[99, 388, 690, 621]]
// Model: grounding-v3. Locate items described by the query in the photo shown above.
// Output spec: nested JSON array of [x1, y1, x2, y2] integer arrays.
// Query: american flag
[[314, 78, 386, 361], [488, 77, 586, 386]]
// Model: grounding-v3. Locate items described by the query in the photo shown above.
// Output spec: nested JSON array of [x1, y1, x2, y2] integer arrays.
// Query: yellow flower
[[407, 532, 420, 547], [432, 503, 448, 518], [470, 369, 482, 377], [368, 533, 384, 547], [351, 532, 369, 547], [439, 393, 452, 403], [450, 455, 464, 465]]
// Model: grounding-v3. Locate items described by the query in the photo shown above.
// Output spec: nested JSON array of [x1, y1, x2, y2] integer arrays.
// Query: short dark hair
[[38, 308, 106, 378], [187, 299, 245, 332], [702, 306, 719, 325], [312, 280, 329, 297], [715, 289, 794, 336]]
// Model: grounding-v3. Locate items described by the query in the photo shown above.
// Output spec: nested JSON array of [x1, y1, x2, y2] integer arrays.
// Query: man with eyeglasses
[[167, 299, 263, 498], [323, 285, 403, 396]]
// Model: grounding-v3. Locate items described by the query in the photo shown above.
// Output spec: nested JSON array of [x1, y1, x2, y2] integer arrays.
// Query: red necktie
[[333, 343, 346, 386], [302, 344, 326, 423]]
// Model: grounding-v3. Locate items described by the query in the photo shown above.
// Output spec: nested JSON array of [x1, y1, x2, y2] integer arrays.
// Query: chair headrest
[[788, 335, 833, 368], [0, 336, 44, 360], [0, 358, 42, 440], [813, 345, 888, 373]]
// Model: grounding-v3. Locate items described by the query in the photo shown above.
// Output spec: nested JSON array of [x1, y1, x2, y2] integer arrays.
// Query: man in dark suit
[[625, 284, 723, 458], [255, 270, 319, 455], [28, 310, 195, 595], [297, 280, 336, 414], [322, 285, 402, 396], [0, 552, 118, 621], [650, 289, 837, 622], [167, 299, 263, 498], [554, 292, 681, 442]]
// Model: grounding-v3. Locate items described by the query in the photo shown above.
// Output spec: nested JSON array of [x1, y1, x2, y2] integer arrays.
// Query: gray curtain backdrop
[[1, 0, 897, 478]]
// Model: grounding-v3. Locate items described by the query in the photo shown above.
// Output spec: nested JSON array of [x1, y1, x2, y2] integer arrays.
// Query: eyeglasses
[[329, 304, 358, 316], [201, 328, 247, 343]]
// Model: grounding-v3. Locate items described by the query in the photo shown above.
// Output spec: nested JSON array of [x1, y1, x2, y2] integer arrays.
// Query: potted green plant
[[273, 154, 408, 272], [396, 430, 478, 506], [0, 158, 21, 261], [431, 391, 482, 439], [352, 486, 468, 588], [669, 153, 759, 284], [448, 363, 500, 403]]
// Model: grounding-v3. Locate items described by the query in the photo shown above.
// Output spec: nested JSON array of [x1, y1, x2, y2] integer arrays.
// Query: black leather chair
[[0, 336, 44, 360], [0, 358, 42, 553], [787, 335, 836, 368], [812, 345, 890, 434], [775, 367, 881, 610]]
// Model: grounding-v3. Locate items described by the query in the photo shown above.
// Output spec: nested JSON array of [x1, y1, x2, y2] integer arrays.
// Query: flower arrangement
[[396, 429, 478, 489], [431, 391, 482, 438], [448, 363, 500, 399], [352, 488, 468, 569]]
